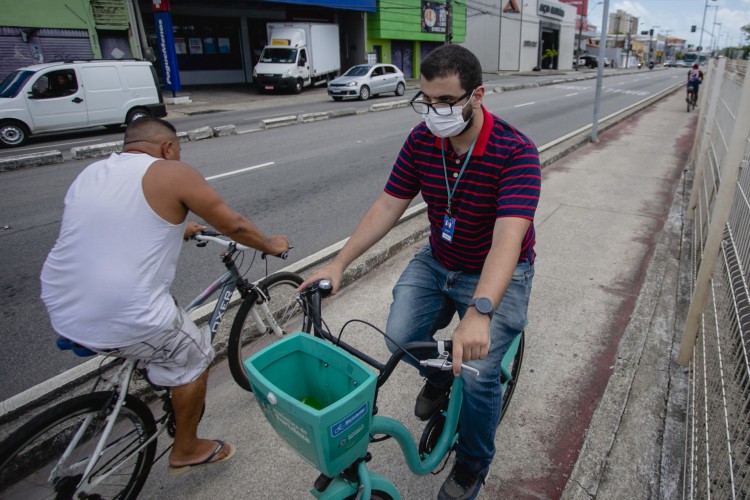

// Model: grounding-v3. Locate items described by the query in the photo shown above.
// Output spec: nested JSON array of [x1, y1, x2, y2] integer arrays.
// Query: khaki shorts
[[109, 308, 215, 387]]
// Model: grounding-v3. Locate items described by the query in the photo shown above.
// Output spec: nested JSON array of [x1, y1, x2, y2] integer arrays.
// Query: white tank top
[[41, 152, 186, 348]]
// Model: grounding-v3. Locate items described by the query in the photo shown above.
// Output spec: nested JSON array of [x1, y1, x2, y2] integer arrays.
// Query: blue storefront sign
[[153, 11, 181, 94], [261, 0, 375, 12]]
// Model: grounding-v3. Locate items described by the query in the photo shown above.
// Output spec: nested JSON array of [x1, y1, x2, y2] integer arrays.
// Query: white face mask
[[422, 91, 475, 138]]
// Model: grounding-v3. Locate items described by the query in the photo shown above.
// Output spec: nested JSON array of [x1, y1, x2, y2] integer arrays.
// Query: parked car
[[327, 63, 406, 101], [0, 60, 165, 148], [663, 60, 677, 67], [578, 55, 598, 69]]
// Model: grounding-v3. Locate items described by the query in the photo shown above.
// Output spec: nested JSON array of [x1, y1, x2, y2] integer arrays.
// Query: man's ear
[[162, 140, 179, 160]]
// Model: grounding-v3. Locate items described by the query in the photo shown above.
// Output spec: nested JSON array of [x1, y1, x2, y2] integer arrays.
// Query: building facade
[[0, 0, 140, 80], [462, 0, 577, 72], [2, 0, 578, 85]]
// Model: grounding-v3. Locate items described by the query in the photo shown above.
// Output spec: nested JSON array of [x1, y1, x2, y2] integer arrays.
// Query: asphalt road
[[0, 69, 682, 401]]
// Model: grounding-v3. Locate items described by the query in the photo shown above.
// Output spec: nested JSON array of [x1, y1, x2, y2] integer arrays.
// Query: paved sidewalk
[[134, 90, 694, 498]]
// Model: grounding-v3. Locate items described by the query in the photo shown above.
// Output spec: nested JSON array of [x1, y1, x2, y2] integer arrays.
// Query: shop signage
[[152, 2, 181, 93], [538, 2, 565, 19], [421, 1, 447, 34]]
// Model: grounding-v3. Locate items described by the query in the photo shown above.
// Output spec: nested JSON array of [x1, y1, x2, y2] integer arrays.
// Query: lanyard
[[441, 137, 477, 216]]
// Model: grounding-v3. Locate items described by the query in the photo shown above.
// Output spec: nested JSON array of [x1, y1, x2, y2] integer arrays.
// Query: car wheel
[[359, 85, 370, 101], [332, 96, 343, 101], [293, 80, 303, 94], [395, 82, 405, 96], [0, 120, 30, 148], [126, 108, 150, 124]]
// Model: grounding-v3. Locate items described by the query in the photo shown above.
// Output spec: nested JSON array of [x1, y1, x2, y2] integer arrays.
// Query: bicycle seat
[[56, 336, 97, 357]]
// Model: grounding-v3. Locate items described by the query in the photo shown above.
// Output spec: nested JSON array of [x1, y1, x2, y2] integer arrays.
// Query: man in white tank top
[[41, 118, 289, 474]]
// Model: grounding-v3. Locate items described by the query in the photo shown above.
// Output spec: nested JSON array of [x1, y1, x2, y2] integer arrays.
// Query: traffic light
[[649, 29, 654, 36], [691, 25, 696, 33]]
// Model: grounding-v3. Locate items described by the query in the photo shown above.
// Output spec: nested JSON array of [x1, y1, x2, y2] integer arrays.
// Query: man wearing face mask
[[298, 44, 540, 499]]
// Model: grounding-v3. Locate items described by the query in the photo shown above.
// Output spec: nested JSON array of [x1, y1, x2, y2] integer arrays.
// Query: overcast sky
[[591, 0, 750, 49]]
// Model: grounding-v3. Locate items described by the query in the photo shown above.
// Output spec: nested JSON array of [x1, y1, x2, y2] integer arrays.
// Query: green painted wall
[[0, 0, 97, 30], [367, 0, 465, 43]]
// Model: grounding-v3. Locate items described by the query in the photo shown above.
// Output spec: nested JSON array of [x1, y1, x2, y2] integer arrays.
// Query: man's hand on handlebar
[[264, 235, 290, 257], [183, 221, 207, 241], [296, 263, 344, 294]]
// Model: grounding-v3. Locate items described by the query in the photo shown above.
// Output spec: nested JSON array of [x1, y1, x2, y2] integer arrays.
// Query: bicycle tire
[[0, 392, 157, 500], [228, 271, 307, 392], [499, 331, 525, 423]]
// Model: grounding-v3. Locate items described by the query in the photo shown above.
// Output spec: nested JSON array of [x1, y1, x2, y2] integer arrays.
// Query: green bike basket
[[244, 333, 377, 477]]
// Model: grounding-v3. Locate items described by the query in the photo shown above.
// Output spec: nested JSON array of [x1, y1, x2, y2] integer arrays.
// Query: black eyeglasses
[[409, 89, 473, 116]]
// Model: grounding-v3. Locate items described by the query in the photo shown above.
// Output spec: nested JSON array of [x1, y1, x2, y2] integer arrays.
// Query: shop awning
[[261, 0, 376, 12]]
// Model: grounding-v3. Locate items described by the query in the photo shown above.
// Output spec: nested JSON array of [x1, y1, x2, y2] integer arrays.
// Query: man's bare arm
[[144, 161, 288, 255]]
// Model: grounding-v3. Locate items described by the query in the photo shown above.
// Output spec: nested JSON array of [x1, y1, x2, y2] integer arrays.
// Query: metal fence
[[680, 57, 750, 499]]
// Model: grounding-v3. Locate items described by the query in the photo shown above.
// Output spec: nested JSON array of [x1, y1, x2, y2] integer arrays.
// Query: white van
[[0, 60, 166, 147]]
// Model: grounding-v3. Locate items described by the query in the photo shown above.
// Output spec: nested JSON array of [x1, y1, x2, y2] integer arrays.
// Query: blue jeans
[[385, 245, 534, 476]]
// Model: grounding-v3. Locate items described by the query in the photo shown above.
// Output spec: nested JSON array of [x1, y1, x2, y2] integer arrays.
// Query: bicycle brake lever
[[419, 358, 480, 376]]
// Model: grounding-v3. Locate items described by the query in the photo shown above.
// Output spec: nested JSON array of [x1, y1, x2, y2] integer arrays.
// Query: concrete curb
[[0, 150, 63, 171], [260, 115, 298, 129], [71, 141, 123, 160]]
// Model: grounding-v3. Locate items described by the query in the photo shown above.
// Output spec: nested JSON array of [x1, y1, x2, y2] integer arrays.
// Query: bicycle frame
[[312, 378, 465, 500]]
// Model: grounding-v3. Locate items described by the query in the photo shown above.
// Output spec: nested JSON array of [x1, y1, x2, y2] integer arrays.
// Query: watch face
[[474, 297, 493, 315]]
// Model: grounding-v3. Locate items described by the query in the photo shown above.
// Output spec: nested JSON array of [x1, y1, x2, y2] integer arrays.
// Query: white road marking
[[206, 162, 275, 181], [515, 102, 535, 108], [566, 92, 579, 97]]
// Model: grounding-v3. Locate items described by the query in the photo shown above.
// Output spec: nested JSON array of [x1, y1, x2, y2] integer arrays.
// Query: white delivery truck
[[253, 23, 340, 94], [0, 60, 166, 147]]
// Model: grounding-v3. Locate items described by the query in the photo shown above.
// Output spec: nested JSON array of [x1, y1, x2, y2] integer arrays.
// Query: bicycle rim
[[228, 271, 307, 391], [499, 331, 525, 423], [0, 392, 156, 500]]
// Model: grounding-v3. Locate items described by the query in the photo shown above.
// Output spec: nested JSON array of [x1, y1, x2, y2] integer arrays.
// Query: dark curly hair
[[420, 44, 483, 92]]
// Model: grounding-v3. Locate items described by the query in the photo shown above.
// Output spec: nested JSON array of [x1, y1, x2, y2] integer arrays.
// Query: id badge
[[441, 215, 456, 243]]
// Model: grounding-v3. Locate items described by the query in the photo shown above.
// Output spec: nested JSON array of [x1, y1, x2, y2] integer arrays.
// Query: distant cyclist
[[687, 63, 704, 105]]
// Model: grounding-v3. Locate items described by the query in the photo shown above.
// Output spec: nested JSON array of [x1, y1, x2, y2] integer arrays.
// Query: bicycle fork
[[249, 289, 285, 337]]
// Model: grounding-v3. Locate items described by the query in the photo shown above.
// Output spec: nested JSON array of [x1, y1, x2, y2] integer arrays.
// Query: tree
[[541, 49, 559, 69], [742, 24, 750, 43]]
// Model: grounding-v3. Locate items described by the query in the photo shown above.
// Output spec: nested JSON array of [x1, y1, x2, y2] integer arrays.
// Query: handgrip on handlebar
[[261, 246, 293, 260]]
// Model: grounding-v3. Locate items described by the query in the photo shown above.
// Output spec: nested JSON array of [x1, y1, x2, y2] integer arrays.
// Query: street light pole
[[698, 0, 717, 52]]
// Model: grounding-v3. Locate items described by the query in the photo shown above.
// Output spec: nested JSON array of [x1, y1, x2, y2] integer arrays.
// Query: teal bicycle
[[244, 280, 524, 499]]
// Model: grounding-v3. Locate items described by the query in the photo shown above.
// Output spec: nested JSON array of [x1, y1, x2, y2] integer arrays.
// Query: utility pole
[[699, 0, 717, 52], [445, 0, 453, 44]]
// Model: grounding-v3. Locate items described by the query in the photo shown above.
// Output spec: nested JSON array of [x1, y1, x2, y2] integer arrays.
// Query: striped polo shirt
[[385, 106, 541, 273]]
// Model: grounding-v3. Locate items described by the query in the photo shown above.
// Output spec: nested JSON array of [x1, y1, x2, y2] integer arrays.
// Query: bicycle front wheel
[[0, 392, 157, 500], [228, 271, 307, 391], [499, 330, 525, 423]]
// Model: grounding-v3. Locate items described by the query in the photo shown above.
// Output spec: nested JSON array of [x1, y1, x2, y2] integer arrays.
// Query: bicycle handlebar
[[193, 231, 289, 260], [296, 280, 479, 386]]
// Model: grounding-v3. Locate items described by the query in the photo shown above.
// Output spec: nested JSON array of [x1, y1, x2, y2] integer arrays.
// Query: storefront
[[463, 0, 576, 72], [366, 0, 466, 79], [138, 0, 374, 86]]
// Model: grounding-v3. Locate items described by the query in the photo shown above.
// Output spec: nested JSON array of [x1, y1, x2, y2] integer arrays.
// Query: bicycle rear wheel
[[228, 271, 307, 392], [0, 392, 156, 500], [499, 330, 525, 423]]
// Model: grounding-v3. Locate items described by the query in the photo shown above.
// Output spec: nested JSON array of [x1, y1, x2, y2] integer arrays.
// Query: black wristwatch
[[469, 297, 494, 319]]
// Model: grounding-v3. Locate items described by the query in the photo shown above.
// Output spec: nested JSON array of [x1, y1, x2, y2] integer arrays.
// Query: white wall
[[462, 0, 501, 72]]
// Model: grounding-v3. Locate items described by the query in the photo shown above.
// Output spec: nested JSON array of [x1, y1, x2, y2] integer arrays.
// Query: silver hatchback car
[[327, 63, 406, 101]]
